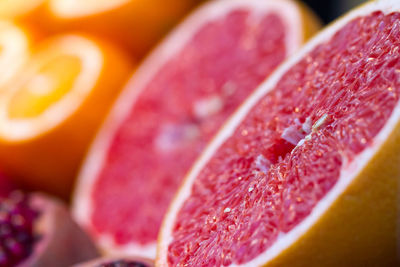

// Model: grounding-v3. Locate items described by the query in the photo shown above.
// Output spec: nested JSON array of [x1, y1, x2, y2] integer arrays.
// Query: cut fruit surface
[[157, 0, 400, 266], [47, 0, 202, 58], [0, 21, 35, 91], [0, 34, 133, 199], [72, 0, 320, 259]]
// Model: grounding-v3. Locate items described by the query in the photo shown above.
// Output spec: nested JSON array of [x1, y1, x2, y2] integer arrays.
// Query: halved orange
[[45, 0, 202, 58], [0, 34, 133, 199], [0, 20, 37, 91]]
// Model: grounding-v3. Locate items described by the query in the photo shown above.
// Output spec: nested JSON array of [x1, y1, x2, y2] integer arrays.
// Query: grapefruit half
[[72, 0, 320, 259], [0, 34, 133, 199], [157, 0, 400, 266]]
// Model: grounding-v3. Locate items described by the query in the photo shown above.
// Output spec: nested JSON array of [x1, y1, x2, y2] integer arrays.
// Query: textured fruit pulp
[[0, 192, 39, 267], [92, 10, 288, 245], [168, 11, 400, 266], [8, 55, 82, 119]]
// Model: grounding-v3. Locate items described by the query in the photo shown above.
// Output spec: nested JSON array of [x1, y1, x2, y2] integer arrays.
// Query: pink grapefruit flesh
[[95, 9, 286, 246], [73, 0, 318, 257], [160, 7, 400, 267]]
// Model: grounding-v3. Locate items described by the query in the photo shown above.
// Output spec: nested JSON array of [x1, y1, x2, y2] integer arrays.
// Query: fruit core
[[91, 10, 288, 246], [0, 192, 39, 267], [97, 260, 149, 267], [168, 11, 400, 266], [8, 54, 82, 119]]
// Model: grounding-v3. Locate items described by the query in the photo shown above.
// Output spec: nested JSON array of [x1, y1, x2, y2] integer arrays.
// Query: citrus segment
[[47, 0, 202, 58], [0, 34, 133, 198], [9, 55, 81, 119], [158, 0, 400, 266], [72, 0, 320, 258]]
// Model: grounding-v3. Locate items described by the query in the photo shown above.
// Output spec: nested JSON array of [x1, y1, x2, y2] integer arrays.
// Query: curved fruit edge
[[156, 0, 400, 266], [72, 0, 310, 258]]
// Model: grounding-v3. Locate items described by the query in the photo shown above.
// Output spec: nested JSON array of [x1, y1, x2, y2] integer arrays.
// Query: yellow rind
[[264, 120, 400, 266], [297, 1, 323, 43]]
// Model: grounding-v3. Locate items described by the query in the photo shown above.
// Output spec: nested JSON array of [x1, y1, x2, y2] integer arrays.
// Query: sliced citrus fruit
[[0, 20, 36, 91], [46, 0, 202, 58], [0, 34, 133, 199], [157, 0, 400, 266], [72, 0, 320, 259]]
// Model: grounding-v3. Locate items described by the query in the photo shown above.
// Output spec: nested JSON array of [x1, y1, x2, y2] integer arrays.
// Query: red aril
[[72, 0, 320, 258]]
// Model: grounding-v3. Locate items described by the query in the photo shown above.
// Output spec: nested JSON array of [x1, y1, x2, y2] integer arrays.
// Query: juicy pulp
[[167, 11, 400, 266]]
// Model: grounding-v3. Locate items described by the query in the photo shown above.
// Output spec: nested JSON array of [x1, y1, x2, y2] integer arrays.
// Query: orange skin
[[0, 34, 134, 200], [22, 0, 204, 59]]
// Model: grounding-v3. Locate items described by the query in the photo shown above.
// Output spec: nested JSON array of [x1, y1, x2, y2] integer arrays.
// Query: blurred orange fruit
[[0, 34, 133, 199], [0, 0, 45, 19], [0, 20, 38, 91], [42, 0, 202, 58]]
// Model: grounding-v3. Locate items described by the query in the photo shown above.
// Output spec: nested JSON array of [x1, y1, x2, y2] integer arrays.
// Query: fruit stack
[[0, 0, 399, 266]]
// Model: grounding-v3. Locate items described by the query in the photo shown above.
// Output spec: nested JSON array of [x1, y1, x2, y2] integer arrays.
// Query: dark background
[[303, 0, 366, 24]]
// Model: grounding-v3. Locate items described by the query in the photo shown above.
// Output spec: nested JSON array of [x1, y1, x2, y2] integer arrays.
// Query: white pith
[[0, 35, 103, 141], [0, 21, 30, 90], [50, 0, 130, 18], [157, 0, 400, 266], [72, 0, 306, 259], [0, 0, 43, 17]]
